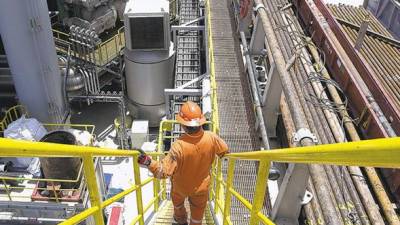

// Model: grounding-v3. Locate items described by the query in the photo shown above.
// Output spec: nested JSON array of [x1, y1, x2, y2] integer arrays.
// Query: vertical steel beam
[[249, 15, 266, 55], [262, 64, 282, 138]]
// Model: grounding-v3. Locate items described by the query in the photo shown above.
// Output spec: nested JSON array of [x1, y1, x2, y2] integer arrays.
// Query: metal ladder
[[173, 0, 202, 115]]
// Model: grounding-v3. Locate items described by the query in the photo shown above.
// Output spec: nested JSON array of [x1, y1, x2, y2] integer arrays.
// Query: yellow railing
[[206, 0, 219, 135], [0, 136, 399, 224], [52, 27, 125, 67], [205, 0, 225, 215], [0, 105, 95, 138], [0, 162, 84, 202], [210, 137, 400, 225], [0, 105, 97, 202], [0, 105, 27, 136], [94, 27, 125, 66], [0, 138, 166, 225]]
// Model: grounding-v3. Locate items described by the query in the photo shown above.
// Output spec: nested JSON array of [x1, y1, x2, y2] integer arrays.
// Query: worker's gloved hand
[[138, 153, 152, 167]]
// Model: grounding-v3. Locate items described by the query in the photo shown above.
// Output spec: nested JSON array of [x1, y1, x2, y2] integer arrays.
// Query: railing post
[[2, 179, 12, 201], [223, 159, 235, 225], [157, 121, 168, 200], [214, 157, 223, 215], [82, 155, 105, 225], [133, 157, 145, 225], [209, 160, 216, 201], [249, 160, 270, 225], [152, 155, 160, 211], [162, 179, 167, 200]]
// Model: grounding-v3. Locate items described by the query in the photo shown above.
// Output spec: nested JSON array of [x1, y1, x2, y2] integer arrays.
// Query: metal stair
[[0, 55, 16, 113], [173, 0, 202, 118], [152, 201, 215, 225]]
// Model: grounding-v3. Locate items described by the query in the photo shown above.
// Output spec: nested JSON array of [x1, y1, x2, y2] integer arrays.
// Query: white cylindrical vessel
[[125, 44, 175, 127], [0, 0, 65, 123]]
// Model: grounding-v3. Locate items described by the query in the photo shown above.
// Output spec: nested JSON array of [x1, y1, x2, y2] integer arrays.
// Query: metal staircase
[[0, 55, 16, 113], [175, 0, 201, 87], [173, 0, 202, 117], [152, 201, 215, 224]]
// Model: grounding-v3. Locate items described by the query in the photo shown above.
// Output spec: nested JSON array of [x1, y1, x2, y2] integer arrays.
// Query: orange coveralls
[[148, 128, 228, 224]]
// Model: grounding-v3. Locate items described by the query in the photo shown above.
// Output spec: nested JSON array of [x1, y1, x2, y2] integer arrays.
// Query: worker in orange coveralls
[[138, 101, 229, 225]]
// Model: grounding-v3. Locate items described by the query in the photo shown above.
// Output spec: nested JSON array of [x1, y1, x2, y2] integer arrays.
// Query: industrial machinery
[[0, 0, 400, 224], [124, 0, 176, 127], [57, 0, 127, 34]]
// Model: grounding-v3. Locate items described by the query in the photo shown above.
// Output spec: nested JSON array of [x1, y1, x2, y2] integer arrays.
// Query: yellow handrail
[[210, 138, 400, 225], [52, 27, 125, 67], [0, 105, 27, 136], [0, 137, 164, 225], [0, 105, 94, 202], [0, 136, 400, 224]]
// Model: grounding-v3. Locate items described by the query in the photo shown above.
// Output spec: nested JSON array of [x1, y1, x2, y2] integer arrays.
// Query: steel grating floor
[[153, 201, 215, 225], [208, 0, 269, 223]]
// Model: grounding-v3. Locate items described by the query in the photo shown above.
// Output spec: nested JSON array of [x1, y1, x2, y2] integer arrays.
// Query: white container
[[130, 120, 149, 149]]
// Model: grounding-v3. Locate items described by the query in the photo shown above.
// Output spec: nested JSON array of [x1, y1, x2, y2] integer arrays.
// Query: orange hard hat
[[176, 101, 207, 127]]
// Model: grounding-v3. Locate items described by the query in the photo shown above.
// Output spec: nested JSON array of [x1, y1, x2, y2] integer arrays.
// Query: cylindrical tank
[[125, 43, 175, 127], [0, 0, 65, 123], [39, 131, 81, 189]]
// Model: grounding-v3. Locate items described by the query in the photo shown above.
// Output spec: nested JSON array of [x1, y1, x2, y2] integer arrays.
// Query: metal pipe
[[254, 0, 312, 135], [82, 30, 97, 94], [89, 31, 100, 93], [83, 29, 95, 94], [280, 97, 327, 225], [321, 1, 397, 137], [240, 31, 270, 150], [304, 4, 398, 223], [272, 2, 380, 224], [264, 3, 347, 222], [340, 8, 400, 105], [306, 32, 392, 225], [264, 2, 350, 224], [337, 6, 400, 96], [334, 17, 400, 48], [63, 46, 72, 120], [0, 0, 65, 123]]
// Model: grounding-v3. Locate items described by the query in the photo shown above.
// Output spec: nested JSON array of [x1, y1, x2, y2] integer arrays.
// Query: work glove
[[138, 153, 152, 167]]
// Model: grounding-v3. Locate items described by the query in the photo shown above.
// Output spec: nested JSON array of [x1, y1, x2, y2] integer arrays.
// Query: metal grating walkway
[[208, 0, 267, 223], [153, 201, 215, 225]]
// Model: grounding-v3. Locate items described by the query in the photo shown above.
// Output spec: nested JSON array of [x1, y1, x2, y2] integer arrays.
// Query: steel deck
[[153, 201, 215, 224], [208, 0, 268, 223]]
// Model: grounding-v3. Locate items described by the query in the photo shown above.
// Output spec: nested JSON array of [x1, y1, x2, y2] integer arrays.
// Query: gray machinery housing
[[124, 0, 176, 127], [59, 0, 127, 34]]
